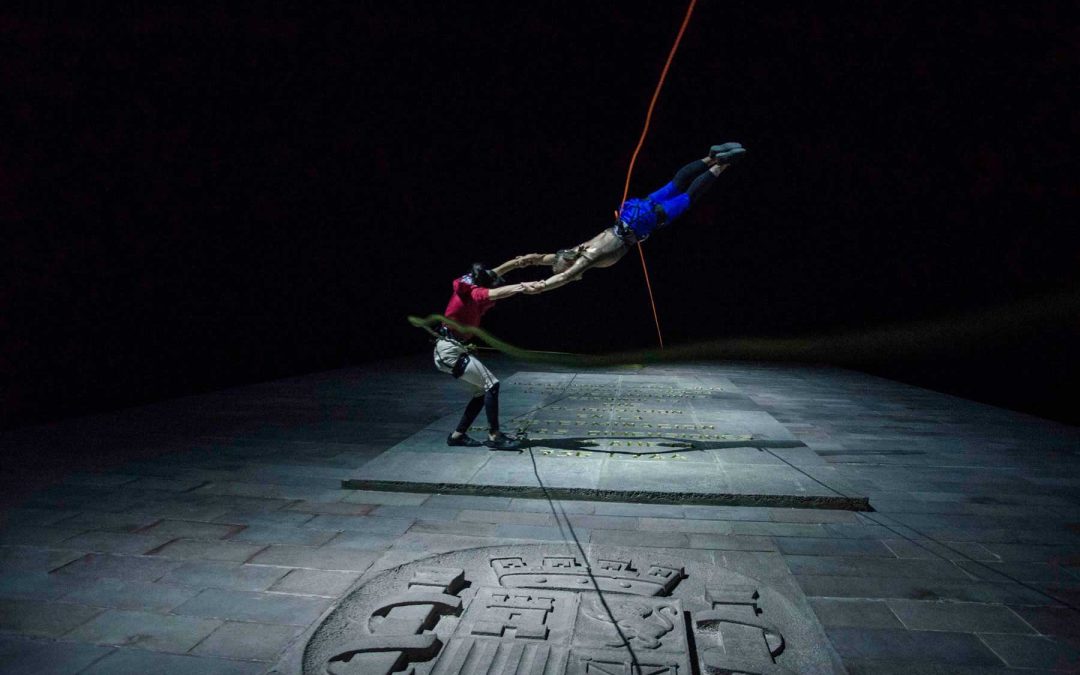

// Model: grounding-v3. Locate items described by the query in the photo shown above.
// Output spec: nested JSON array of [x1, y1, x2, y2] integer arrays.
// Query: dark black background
[[3, 2, 1077, 429]]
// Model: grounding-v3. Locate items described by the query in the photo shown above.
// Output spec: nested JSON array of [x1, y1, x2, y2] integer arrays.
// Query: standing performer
[[516, 143, 746, 292], [435, 262, 540, 450]]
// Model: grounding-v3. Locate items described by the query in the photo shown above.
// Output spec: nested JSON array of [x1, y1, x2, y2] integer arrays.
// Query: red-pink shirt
[[443, 277, 494, 339]]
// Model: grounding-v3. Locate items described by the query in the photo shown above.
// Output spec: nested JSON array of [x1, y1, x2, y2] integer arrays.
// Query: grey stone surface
[[192, 620, 303, 661], [2, 355, 1078, 673], [345, 371, 869, 509], [58, 577, 200, 611], [886, 599, 1036, 633], [269, 568, 362, 596], [0, 598, 102, 637], [173, 588, 332, 625], [825, 626, 1004, 665], [63, 608, 222, 652], [809, 598, 904, 628], [0, 635, 113, 675], [296, 543, 843, 674], [80, 649, 265, 674], [977, 633, 1080, 670], [160, 560, 292, 591]]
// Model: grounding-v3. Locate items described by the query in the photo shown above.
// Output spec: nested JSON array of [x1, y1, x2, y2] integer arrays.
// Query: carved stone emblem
[[301, 545, 841, 674]]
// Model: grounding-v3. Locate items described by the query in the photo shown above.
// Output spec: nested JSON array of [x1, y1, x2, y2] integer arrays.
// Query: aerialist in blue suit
[[511, 142, 746, 293]]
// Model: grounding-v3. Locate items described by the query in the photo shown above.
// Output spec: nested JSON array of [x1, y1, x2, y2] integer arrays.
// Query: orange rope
[[618, 0, 699, 351]]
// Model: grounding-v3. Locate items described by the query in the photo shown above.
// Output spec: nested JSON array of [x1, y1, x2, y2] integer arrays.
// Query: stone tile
[[0, 598, 102, 637], [0, 524, 87, 546], [826, 627, 1004, 666], [211, 509, 318, 528], [456, 509, 558, 526], [407, 520, 499, 537], [0, 508, 80, 527], [776, 537, 895, 557], [64, 609, 221, 652], [248, 545, 380, 571], [841, 659, 1042, 674], [56, 531, 174, 556], [687, 533, 777, 551], [637, 517, 730, 534], [340, 490, 430, 506], [425, 492, 514, 507], [795, 575, 1056, 605], [784, 555, 972, 580], [730, 522, 830, 537], [193, 481, 342, 502], [978, 633, 1080, 670], [881, 538, 999, 562], [367, 504, 461, 521], [1008, 605, 1080, 640], [886, 599, 1036, 634], [590, 529, 689, 548], [60, 577, 199, 611], [136, 519, 243, 540], [60, 512, 160, 533], [494, 523, 587, 542], [769, 508, 862, 524], [682, 504, 772, 520], [809, 598, 904, 628], [321, 531, 400, 551], [957, 560, 1079, 584], [269, 568, 361, 597], [0, 571, 83, 601], [229, 524, 338, 546], [303, 514, 414, 535], [507, 498, 596, 514], [0, 545, 88, 573], [0, 635, 113, 674], [173, 588, 332, 625], [192, 620, 302, 661], [285, 500, 374, 515], [148, 538, 267, 562], [160, 560, 291, 591], [81, 649, 264, 675], [51, 553, 180, 582]]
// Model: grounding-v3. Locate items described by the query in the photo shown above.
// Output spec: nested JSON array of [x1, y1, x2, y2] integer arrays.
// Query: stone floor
[[1, 354, 1078, 673]]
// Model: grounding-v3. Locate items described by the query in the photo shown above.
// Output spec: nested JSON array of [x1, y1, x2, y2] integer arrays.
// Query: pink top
[[442, 277, 493, 339]]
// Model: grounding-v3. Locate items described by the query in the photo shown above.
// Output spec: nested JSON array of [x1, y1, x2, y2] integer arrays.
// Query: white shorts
[[434, 338, 498, 395]]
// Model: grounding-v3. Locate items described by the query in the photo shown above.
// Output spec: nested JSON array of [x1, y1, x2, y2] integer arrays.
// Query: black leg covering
[[686, 169, 719, 206], [456, 394, 485, 434], [672, 159, 711, 192], [484, 382, 501, 433]]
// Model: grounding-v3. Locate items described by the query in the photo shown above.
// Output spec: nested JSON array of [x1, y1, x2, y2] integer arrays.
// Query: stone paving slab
[[345, 371, 871, 510], [1, 355, 1077, 673]]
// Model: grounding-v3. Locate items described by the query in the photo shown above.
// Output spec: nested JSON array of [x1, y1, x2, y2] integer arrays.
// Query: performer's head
[[468, 263, 503, 288], [552, 248, 582, 274]]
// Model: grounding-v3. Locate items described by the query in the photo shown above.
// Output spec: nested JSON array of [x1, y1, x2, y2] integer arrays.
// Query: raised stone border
[[341, 479, 873, 512]]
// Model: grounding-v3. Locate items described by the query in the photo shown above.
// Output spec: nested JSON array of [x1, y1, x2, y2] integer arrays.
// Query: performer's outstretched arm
[[488, 281, 545, 301], [492, 253, 556, 276]]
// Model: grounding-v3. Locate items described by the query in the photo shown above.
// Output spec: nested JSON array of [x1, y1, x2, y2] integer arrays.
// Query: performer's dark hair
[[469, 263, 502, 288]]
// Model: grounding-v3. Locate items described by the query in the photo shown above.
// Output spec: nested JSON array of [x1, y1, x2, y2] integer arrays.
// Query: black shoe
[[447, 433, 483, 447], [484, 432, 521, 450], [709, 142, 746, 164]]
